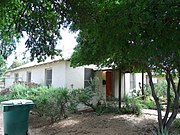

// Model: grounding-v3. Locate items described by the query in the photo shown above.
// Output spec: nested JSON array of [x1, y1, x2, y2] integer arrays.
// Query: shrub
[[0, 84, 74, 124], [68, 89, 81, 113], [121, 95, 142, 116], [172, 118, 180, 128], [140, 99, 156, 109], [152, 127, 177, 135], [42, 87, 69, 123], [78, 79, 105, 112]]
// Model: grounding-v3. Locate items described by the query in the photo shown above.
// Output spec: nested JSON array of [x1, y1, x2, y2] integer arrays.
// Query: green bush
[[94, 97, 120, 115], [145, 81, 175, 101], [122, 96, 142, 116], [172, 118, 180, 128], [77, 79, 105, 112], [68, 89, 80, 113], [152, 127, 177, 135], [0, 84, 75, 124], [140, 99, 156, 109]]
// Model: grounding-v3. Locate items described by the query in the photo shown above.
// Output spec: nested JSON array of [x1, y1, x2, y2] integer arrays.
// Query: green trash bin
[[1, 99, 34, 135]]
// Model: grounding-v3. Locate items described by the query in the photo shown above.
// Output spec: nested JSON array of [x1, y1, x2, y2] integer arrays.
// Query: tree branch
[[147, 69, 163, 129], [166, 73, 179, 129], [162, 71, 171, 127]]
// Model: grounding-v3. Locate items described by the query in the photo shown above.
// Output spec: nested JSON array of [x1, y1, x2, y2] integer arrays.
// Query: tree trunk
[[165, 73, 180, 129], [162, 71, 171, 127], [147, 69, 180, 131], [147, 69, 163, 130]]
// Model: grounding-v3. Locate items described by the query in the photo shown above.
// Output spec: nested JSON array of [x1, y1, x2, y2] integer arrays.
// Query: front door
[[106, 71, 112, 97]]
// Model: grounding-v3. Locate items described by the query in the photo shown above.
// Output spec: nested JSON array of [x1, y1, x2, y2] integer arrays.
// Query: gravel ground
[[28, 113, 159, 135]]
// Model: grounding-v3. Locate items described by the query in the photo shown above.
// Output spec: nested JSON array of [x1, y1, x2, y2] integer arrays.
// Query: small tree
[[70, 0, 180, 132]]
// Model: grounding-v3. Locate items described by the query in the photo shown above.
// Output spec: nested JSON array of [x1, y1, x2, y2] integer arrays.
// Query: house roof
[[6, 56, 69, 72]]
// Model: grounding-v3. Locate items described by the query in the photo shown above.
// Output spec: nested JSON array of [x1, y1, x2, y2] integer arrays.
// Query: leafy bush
[[122, 96, 142, 116], [140, 99, 156, 109], [152, 127, 177, 135], [172, 118, 180, 128], [145, 81, 174, 101], [68, 89, 80, 113], [0, 84, 74, 124], [78, 79, 105, 112], [94, 97, 120, 115]]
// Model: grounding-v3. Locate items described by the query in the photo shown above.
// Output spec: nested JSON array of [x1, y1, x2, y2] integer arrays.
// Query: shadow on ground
[[29, 112, 160, 135]]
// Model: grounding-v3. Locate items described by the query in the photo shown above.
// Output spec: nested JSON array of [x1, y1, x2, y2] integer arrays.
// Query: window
[[130, 73, 136, 90], [84, 68, 94, 88], [27, 71, 31, 83], [45, 69, 52, 86], [14, 73, 19, 82]]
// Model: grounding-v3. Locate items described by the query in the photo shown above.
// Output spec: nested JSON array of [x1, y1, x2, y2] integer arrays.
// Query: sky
[[7, 29, 78, 65]]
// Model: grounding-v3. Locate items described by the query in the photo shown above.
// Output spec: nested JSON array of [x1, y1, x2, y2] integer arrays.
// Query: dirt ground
[[28, 112, 162, 135]]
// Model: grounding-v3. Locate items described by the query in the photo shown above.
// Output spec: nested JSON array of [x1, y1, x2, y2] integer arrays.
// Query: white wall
[[51, 61, 66, 87], [5, 60, 85, 89], [5, 72, 14, 88], [95, 71, 106, 99], [65, 61, 84, 89], [113, 71, 125, 99]]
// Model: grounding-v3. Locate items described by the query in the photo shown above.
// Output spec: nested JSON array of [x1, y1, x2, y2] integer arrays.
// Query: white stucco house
[[5, 56, 92, 89], [5, 57, 147, 100]]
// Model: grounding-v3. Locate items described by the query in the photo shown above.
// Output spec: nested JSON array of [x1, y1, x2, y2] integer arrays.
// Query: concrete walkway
[[142, 109, 180, 118]]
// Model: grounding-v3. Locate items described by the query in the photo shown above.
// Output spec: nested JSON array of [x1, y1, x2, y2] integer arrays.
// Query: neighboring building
[[5, 57, 146, 100]]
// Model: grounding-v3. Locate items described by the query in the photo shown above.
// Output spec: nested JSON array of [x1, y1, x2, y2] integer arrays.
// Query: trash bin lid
[[1, 99, 34, 106]]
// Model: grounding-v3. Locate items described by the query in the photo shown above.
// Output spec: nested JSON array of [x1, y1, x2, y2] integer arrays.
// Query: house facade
[[5, 57, 146, 100], [5, 57, 93, 89], [95, 70, 146, 99]]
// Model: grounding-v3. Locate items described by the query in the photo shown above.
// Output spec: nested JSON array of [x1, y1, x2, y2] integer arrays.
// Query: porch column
[[119, 69, 122, 109], [142, 70, 145, 100]]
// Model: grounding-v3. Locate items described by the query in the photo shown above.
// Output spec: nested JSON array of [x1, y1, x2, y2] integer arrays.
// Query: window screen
[[84, 68, 94, 88], [45, 69, 52, 86], [27, 72, 31, 83]]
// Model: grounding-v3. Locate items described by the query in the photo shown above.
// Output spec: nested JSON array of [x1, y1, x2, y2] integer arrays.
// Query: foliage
[[77, 79, 105, 112], [94, 97, 120, 115], [141, 99, 156, 109], [152, 127, 177, 135], [69, 1, 180, 131], [0, 56, 7, 77], [1, 0, 179, 131], [0, 84, 73, 124], [0, 0, 71, 60], [172, 118, 180, 129], [67, 89, 81, 113], [74, 79, 120, 115], [122, 96, 142, 116]]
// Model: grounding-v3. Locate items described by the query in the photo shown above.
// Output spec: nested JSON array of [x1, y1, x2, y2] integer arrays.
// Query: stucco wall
[[51, 61, 66, 87], [65, 61, 84, 89], [94, 71, 106, 99], [5, 60, 85, 89], [113, 71, 125, 99]]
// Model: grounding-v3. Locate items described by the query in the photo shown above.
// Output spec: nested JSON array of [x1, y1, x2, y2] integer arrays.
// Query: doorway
[[106, 71, 112, 98]]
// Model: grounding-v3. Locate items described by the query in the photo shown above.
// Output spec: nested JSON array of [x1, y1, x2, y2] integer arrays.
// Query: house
[[94, 69, 146, 99], [5, 56, 94, 89], [5, 57, 147, 100]]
